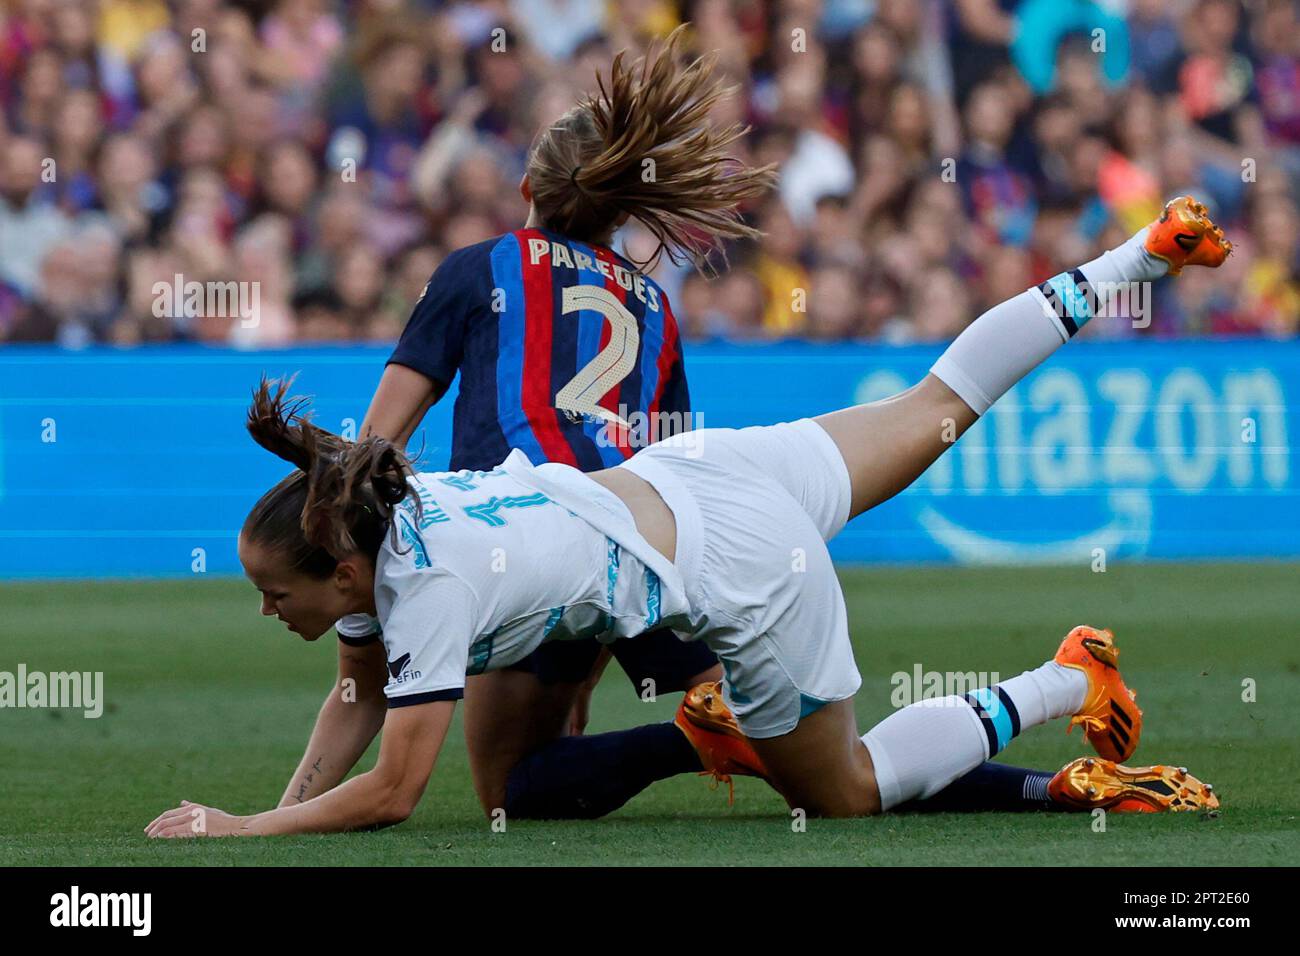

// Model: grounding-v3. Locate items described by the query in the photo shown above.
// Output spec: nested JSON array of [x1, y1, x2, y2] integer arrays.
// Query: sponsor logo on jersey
[[386, 653, 421, 685]]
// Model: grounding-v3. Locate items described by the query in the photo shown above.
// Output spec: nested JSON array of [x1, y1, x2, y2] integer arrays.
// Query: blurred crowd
[[0, 0, 1297, 347]]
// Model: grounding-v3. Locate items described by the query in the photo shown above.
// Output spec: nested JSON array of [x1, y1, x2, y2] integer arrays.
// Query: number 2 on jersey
[[555, 285, 638, 427]]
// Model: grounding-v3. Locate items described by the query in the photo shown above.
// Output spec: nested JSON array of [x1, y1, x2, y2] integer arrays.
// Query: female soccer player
[[286, 27, 775, 823], [145, 193, 1229, 836], [257, 27, 1136, 824]]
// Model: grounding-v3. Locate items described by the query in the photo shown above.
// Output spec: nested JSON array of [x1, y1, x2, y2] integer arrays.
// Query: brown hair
[[242, 377, 415, 578], [526, 25, 777, 270]]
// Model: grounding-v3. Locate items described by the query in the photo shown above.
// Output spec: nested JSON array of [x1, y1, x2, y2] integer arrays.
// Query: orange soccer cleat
[[674, 680, 769, 803], [1048, 757, 1221, 814], [1144, 195, 1233, 275], [1054, 625, 1143, 762]]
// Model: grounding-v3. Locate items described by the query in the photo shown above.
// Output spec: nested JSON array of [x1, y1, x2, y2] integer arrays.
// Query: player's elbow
[[376, 803, 415, 828], [371, 774, 426, 826], [373, 787, 420, 827]]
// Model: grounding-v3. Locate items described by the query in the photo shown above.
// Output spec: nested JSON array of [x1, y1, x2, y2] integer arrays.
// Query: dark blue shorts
[[506, 628, 718, 691]]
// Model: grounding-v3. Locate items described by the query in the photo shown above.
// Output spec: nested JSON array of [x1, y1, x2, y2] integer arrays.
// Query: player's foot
[[674, 680, 769, 802], [1048, 757, 1220, 814], [1144, 196, 1233, 275], [1054, 625, 1143, 762]]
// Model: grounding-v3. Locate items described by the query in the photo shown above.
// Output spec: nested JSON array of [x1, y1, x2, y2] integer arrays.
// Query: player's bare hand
[[145, 800, 249, 838]]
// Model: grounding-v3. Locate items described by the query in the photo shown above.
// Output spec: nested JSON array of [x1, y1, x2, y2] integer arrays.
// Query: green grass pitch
[[1, 563, 1297, 866]]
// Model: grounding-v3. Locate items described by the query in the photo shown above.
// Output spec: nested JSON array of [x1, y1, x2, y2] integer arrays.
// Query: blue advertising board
[[0, 340, 1294, 578]]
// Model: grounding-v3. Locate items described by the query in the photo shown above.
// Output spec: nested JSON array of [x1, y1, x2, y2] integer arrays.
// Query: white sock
[[995, 660, 1087, 727], [862, 696, 990, 810], [861, 662, 1088, 810], [931, 228, 1167, 415]]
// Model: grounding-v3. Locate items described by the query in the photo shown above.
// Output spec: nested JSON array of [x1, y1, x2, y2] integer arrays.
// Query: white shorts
[[619, 419, 860, 738]]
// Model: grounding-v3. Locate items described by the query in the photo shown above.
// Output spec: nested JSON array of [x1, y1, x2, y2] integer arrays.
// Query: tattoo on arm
[[293, 756, 327, 804]]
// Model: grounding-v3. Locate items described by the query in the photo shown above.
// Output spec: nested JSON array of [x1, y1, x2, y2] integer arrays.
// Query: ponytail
[[527, 24, 777, 271], [243, 377, 416, 576]]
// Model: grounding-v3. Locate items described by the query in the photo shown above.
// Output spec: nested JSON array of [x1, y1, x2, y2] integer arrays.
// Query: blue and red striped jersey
[[389, 227, 690, 473]]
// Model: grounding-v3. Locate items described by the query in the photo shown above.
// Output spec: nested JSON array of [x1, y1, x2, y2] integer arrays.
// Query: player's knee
[[469, 762, 511, 820], [476, 782, 508, 820], [782, 754, 882, 818], [777, 777, 880, 819], [848, 746, 885, 816], [800, 787, 880, 819]]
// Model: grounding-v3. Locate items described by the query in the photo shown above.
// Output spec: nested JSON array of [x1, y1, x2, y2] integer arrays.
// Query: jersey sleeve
[[378, 566, 479, 708], [387, 246, 482, 387], [335, 613, 381, 647], [656, 295, 691, 427]]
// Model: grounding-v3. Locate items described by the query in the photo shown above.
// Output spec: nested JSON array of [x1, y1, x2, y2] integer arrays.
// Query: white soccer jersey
[[347, 450, 696, 707]]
